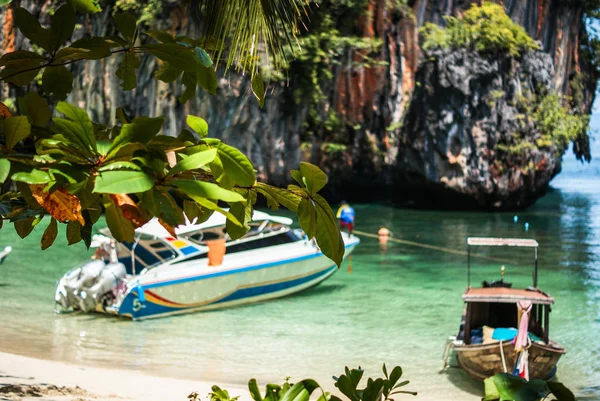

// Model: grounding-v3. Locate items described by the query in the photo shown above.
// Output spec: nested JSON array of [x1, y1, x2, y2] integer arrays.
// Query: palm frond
[[193, 0, 309, 74]]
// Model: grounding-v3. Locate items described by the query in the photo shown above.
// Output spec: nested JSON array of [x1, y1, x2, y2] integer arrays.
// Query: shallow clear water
[[1, 119, 600, 400]]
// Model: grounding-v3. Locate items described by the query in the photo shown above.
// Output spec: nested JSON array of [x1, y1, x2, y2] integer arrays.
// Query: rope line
[[352, 230, 515, 264]]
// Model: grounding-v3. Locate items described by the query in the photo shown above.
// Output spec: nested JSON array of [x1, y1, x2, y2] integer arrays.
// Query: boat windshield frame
[[466, 237, 539, 288]]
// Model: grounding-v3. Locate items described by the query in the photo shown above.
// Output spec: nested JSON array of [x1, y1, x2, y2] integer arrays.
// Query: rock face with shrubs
[[394, 3, 591, 210]]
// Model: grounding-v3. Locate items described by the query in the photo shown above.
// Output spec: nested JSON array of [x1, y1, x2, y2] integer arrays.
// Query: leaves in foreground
[[483, 373, 576, 401], [0, 97, 344, 266], [204, 365, 415, 401]]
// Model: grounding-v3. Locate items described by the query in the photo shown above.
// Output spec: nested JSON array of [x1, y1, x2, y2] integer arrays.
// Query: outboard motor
[[55, 259, 106, 311], [77, 261, 127, 312], [55, 236, 127, 313]]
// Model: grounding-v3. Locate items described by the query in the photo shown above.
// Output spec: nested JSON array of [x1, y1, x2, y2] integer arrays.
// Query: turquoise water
[[1, 120, 600, 399]]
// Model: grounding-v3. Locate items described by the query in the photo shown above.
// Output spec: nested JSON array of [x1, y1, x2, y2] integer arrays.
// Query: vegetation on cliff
[[420, 2, 538, 57], [421, 2, 591, 164]]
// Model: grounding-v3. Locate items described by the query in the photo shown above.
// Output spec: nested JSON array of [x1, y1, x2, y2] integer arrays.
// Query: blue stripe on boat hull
[[119, 264, 337, 320]]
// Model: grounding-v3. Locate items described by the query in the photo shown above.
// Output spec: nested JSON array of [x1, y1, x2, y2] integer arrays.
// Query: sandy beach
[[0, 352, 248, 401], [0, 351, 484, 401]]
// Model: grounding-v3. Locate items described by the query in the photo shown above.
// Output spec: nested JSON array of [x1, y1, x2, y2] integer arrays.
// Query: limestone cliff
[[0, 0, 597, 209]]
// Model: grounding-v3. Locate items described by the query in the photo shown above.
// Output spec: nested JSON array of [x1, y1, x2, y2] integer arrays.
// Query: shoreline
[[0, 351, 249, 401], [0, 350, 486, 401]]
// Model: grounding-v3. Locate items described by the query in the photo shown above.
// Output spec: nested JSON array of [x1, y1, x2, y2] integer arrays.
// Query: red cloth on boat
[[513, 300, 532, 380]]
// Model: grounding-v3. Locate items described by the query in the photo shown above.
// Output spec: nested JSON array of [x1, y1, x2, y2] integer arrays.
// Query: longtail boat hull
[[453, 340, 566, 380]]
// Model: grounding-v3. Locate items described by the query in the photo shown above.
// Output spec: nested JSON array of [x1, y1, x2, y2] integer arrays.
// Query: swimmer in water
[[378, 226, 391, 250]]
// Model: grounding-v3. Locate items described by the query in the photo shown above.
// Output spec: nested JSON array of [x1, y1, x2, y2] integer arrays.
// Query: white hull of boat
[[114, 236, 358, 320]]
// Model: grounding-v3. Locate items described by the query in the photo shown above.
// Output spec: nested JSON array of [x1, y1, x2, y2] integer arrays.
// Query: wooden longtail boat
[[443, 237, 566, 380]]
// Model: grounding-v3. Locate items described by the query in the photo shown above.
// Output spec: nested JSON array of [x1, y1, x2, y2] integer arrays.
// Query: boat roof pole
[[534, 246, 538, 288], [131, 236, 141, 277], [467, 244, 471, 288]]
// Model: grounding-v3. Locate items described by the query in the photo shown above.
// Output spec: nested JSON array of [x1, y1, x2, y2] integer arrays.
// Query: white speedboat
[[55, 210, 359, 320]]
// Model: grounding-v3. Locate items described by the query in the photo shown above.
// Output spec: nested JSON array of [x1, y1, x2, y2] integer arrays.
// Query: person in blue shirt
[[336, 201, 355, 235]]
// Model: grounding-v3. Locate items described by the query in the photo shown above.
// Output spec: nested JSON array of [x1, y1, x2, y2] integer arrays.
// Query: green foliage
[[332, 364, 416, 401], [0, 6, 218, 104], [532, 93, 589, 148], [420, 2, 539, 57], [483, 373, 575, 401], [496, 137, 535, 156], [115, 0, 163, 27], [206, 365, 415, 401], [0, 2, 345, 264], [497, 92, 589, 161]]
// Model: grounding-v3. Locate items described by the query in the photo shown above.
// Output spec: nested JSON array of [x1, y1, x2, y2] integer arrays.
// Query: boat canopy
[[463, 287, 554, 305], [466, 237, 540, 288], [467, 237, 539, 247], [131, 210, 293, 239]]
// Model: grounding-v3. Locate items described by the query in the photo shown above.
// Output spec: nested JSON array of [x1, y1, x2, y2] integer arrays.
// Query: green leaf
[[334, 376, 359, 401], [227, 190, 256, 240], [0, 51, 46, 85], [184, 197, 241, 227], [0, 158, 9, 183], [41, 218, 58, 250], [148, 135, 186, 151], [11, 169, 53, 184], [141, 188, 184, 230], [248, 379, 263, 401], [116, 52, 140, 90], [51, 121, 94, 158], [145, 30, 176, 43], [94, 171, 155, 194], [171, 179, 244, 203], [55, 102, 96, 152], [142, 43, 199, 72], [280, 380, 321, 401], [547, 381, 575, 401], [14, 7, 52, 52], [194, 47, 212, 67], [186, 115, 209, 138], [197, 64, 218, 94], [206, 139, 255, 188], [179, 71, 197, 103], [0, 0, 13, 6], [483, 377, 501, 401], [300, 162, 327, 195], [178, 129, 197, 144], [290, 170, 303, 187], [51, 4, 76, 49], [491, 374, 544, 401], [298, 198, 317, 238], [4, 116, 31, 150], [98, 161, 142, 171], [252, 72, 266, 108], [42, 66, 73, 101], [183, 200, 213, 224], [313, 193, 344, 267], [255, 183, 301, 212], [388, 366, 403, 388], [114, 12, 137, 44], [14, 217, 35, 239], [67, 0, 101, 13], [106, 116, 164, 158], [155, 62, 182, 83], [18, 92, 51, 126], [59, 37, 112, 60], [169, 149, 217, 175], [103, 194, 134, 242], [66, 220, 82, 245]]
